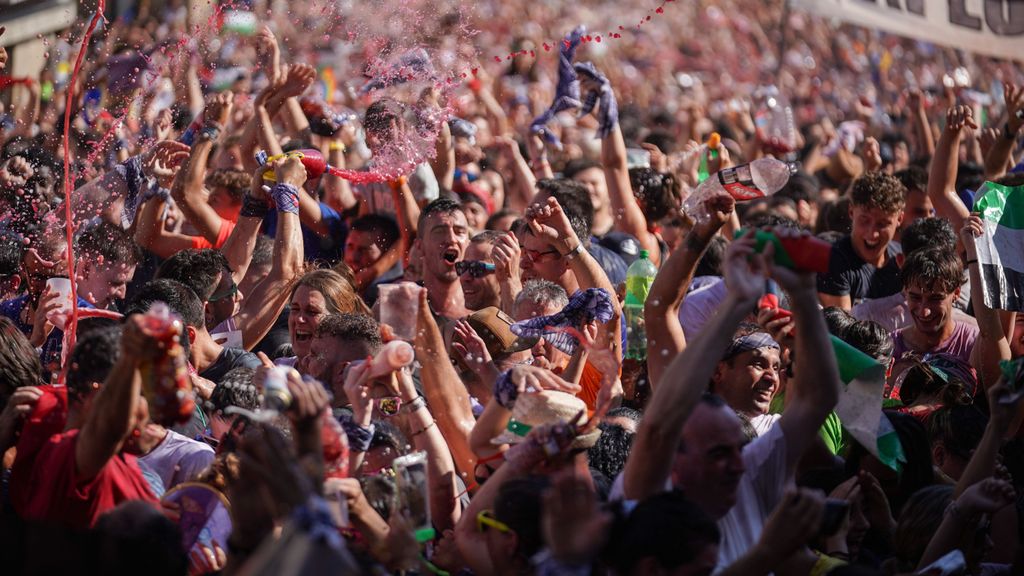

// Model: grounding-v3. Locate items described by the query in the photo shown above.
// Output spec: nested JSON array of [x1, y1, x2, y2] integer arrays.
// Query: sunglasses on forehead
[[455, 260, 496, 278]]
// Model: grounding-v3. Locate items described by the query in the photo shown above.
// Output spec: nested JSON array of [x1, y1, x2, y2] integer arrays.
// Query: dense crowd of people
[[0, 0, 1023, 574]]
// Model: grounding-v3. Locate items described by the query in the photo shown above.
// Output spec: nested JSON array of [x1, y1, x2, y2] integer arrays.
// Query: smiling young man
[[891, 247, 977, 367], [818, 171, 906, 310], [711, 328, 783, 437], [459, 231, 503, 311], [75, 222, 141, 311]]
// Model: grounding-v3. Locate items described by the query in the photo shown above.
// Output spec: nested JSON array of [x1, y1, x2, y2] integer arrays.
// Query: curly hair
[[850, 171, 906, 215], [205, 169, 251, 202], [628, 167, 681, 223], [901, 247, 963, 295]]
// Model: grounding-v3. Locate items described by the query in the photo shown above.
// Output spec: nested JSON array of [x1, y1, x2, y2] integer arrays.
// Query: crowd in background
[[0, 0, 1023, 574]]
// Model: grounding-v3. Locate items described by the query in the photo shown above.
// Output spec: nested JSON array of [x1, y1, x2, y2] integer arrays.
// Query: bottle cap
[[639, 249, 649, 259]]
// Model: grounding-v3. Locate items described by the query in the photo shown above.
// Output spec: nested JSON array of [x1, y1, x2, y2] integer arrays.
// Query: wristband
[[342, 419, 375, 452], [965, 259, 978, 266], [328, 141, 346, 153], [400, 395, 427, 414], [1005, 122, 1020, 141], [142, 179, 171, 203], [199, 125, 222, 142], [270, 182, 300, 214], [410, 420, 436, 437], [240, 192, 271, 219], [494, 369, 518, 410], [562, 242, 585, 259]]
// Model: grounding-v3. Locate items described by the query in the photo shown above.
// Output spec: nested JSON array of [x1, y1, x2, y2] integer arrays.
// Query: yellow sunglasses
[[476, 509, 511, 533]]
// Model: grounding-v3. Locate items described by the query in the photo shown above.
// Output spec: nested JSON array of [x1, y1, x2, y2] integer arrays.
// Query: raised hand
[[188, 541, 226, 576], [451, 319, 494, 378], [1004, 83, 1024, 136], [861, 137, 883, 172], [342, 359, 374, 428], [491, 232, 522, 284], [0, 386, 43, 451], [957, 477, 1017, 517], [525, 196, 580, 253], [277, 64, 317, 100], [722, 230, 768, 303], [0, 156, 35, 188], [945, 104, 978, 136], [205, 90, 234, 127], [255, 25, 281, 84], [507, 364, 581, 395], [285, 370, 330, 430], [153, 109, 173, 141], [142, 141, 191, 188], [273, 155, 307, 189], [692, 194, 735, 242]]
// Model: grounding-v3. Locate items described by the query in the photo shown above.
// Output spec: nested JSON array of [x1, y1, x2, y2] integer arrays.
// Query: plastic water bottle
[[625, 250, 658, 360], [754, 85, 797, 156], [683, 157, 797, 224]]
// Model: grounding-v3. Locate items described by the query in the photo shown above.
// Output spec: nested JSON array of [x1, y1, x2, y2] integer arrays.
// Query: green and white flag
[[973, 182, 1024, 312], [831, 336, 905, 471]]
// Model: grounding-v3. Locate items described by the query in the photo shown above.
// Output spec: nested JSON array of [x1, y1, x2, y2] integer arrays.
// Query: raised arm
[[527, 196, 623, 362], [76, 315, 153, 480], [645, 195, 734, 389], [907, 90, 935, 161], [412, 287, 478, 479], [493, 135, 536, 213], [770, 229, 841, 476], [596, 91, 661, 260], [623, 233, 767, 500], [134, 195, 196, 259], [984, 83, 1023, 180], [233, 160, 305, 350], [172, 92, 234, 244], [927, 105, 974, 230]]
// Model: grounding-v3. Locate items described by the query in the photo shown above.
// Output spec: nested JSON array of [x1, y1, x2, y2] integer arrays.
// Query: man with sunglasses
[[458, 231, 506, 311]]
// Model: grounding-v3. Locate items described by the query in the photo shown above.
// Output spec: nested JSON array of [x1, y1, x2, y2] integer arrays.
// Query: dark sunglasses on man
[[455, 260, 496, 278]]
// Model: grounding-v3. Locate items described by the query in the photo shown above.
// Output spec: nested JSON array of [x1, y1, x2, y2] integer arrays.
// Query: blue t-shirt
[[264, 202, 348, 264], [0, 294, 94, 378]]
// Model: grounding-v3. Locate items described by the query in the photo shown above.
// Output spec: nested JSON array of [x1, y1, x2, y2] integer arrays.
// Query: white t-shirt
[[354, 162, 439, 217], [138, 429, 216, 490], [609, 423, 790, 573], [679, 277, 728, 342], [852, 292, 979, 333], [749, 413, 781, 437]]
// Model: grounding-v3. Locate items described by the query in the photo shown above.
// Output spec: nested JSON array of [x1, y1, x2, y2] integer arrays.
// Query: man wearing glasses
[[457, 231, 507, 312]]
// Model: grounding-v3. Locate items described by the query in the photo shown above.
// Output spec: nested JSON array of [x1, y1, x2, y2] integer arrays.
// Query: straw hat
[[465, 307, 537, 357], [491, 390, 601, 449]]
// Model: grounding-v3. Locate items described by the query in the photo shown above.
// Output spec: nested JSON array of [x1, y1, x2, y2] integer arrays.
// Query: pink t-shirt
[[891, 320, 979, 367]]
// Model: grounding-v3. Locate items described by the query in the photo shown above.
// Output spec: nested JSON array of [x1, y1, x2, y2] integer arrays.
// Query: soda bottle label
[[718, 165, 765, 201]]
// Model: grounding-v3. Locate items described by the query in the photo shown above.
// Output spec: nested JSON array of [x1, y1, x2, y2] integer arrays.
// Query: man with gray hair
[[512, 280, 570, 370]]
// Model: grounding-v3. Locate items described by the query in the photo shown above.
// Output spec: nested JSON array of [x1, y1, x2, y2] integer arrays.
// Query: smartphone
[[393, 451, 434, 542], [819, 499, 849, 537], [626, 148, 651, 170]]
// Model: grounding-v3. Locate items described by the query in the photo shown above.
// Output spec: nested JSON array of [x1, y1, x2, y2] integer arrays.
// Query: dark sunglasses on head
[[455, 260, 496, 278], [208, 281, 239, 303]]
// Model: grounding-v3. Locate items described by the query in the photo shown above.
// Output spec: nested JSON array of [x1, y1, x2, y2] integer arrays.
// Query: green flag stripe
[[830, 335, 881, 383], [973, 182, 1024, 230]]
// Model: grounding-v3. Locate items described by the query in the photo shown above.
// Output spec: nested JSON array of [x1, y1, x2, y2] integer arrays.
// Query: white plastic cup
[[45, 277, 73, 309], [378, 283, 421, 341]]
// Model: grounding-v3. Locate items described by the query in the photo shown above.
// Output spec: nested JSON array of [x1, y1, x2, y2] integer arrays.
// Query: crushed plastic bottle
[[139, 302, 195, 426], [683, 157, 797, 224]]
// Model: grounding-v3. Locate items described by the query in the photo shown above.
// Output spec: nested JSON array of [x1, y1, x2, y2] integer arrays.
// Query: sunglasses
[[455, 260, 496, 278], [476, 509, 511, 534], [521, 248, 560, 262], [209, 281, 239, 303]]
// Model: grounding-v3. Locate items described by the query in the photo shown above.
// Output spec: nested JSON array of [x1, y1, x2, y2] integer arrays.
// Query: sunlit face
[[301, 333, 375, 405], [905, 281, 957, 336], [672, 403, 748, 520], [460, 242, 500, 311], [462, 202, 489, 232], [77, 261, 136, 310], [572, 166, 609, 212], [849, 205, 902, 265], [712, 347, 781, 417], [344, 230, 384, 272], [519, 232, 566, 285], [420, 210, 470, 283], [289, 286, 329, 358], [207, 270, 243, 329]]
